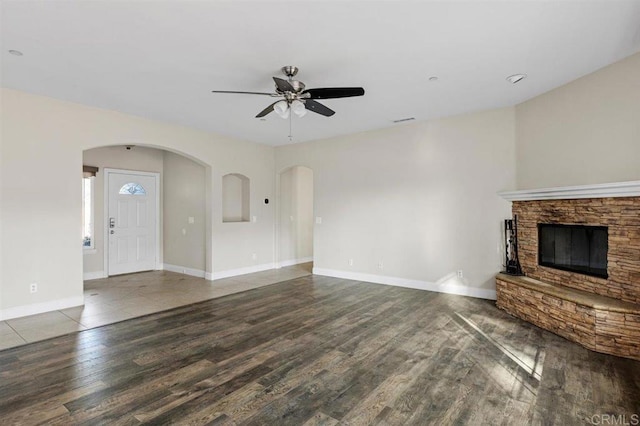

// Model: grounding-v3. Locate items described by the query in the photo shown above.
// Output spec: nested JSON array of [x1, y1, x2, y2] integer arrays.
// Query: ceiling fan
[[212, 66, 365, 119]]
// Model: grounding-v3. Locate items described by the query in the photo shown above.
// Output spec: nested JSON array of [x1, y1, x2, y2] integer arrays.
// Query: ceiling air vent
[[392, 117, 415, 124], [506, 74, 527, 84]]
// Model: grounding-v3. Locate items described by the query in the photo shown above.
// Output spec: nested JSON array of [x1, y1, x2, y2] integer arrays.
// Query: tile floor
[[0, 263, 312, 351]]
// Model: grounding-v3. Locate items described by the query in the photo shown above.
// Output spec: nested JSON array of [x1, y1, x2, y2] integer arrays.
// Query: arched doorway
[[277, 166, 314, 268], [82, 145, 210, 280]]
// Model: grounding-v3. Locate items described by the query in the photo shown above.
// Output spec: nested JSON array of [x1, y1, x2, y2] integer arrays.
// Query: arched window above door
[[119, 182, 147, 195]]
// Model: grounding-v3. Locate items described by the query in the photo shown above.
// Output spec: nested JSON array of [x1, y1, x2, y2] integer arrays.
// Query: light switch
[[188, 216, 195, 224], [182, 228, 187, 235], [316, 217, 322, 224]]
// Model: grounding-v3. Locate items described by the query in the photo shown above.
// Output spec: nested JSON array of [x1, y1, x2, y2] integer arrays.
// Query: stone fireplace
[[495, 182, 640, 360]]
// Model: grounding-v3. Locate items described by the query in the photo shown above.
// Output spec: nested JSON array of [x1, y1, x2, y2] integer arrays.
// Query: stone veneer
[[513, 197, 640, 304], [496, 195, 640, 360], [496, 273, 640, 360]]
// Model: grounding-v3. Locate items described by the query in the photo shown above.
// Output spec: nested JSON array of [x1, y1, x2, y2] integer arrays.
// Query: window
[[119, 182, 146, 195], [82, 176, 95, 249], [82, 165, 98, 250]]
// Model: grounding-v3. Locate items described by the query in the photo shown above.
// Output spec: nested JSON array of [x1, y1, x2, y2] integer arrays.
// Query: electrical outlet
[[188, 216, 195, 224], [316, 217, 322, 224], [30, 283, 38, 293], [348, 259, 354, 266], [252, 253, 257, 261], [378, 261, 384, 270], [252, 216, 257, 223], [457, 270, 463, 278]]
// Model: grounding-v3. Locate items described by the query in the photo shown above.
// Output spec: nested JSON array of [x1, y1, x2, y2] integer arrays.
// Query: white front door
[[107, 170, 158, 276]]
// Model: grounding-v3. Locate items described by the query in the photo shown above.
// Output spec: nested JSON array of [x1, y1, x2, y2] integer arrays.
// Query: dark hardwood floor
[[1, 275, 639, 425]]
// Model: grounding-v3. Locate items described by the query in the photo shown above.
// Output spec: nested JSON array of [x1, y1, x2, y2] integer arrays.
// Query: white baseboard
[[278, 257, 313, 268], [212, 262, 275, 280], [163, 263, 206, 278], [83, 271, 106, 281], [312, 268, 497, 300], [0, 296, 85, 321]]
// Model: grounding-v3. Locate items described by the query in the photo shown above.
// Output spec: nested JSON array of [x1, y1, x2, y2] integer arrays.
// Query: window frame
[[82, 175, 96, 252]]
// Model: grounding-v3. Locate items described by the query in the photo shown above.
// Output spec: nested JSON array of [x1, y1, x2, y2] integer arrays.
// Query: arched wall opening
[[82, 144, 212, 280], [277, 165, 314, 267], [1, 88, 279, 321]]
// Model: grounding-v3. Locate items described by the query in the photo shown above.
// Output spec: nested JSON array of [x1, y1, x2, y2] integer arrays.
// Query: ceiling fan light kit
[[290, 99, 307, 118], [273, 100, 290, 119], [212, 65, 365, 120]]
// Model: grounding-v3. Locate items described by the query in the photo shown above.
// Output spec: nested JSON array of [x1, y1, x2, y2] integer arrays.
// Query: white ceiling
[[2, 1, 640, 146]]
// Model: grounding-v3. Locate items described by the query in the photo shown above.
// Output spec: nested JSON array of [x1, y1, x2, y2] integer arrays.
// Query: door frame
[[103, 168, 161, 276]]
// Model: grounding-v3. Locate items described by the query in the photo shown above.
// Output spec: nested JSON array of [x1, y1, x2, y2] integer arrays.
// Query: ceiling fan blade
[[273, 77, 295, 92], [302, 87, 365, 99], [305, 100, 335, 117], [211, 90, 276, 96], [255, 101, 278, 118]]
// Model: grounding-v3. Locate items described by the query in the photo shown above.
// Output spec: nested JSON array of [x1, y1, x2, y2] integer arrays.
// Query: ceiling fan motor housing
[[288, 80, 305, 93], [282, 65, 299, 78]]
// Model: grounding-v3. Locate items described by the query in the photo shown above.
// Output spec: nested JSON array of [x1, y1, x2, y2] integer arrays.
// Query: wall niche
[[222, 173, 250, 222]]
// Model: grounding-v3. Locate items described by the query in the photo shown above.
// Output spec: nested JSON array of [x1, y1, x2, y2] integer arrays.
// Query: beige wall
[[0, 105, 4, 311], [83, 146, 165, 275], [4, 50, 636, 318], [276, 107, 516, 294], [0, 88, 275, 319], [163, 151, 206, 272], [294, 166, 314, 260], [515, 52, 640, 189]]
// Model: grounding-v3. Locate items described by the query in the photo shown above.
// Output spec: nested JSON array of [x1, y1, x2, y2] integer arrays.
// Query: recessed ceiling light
[[393, 117, 415, 124], [506, 74, 527, 84], [8, 50, 23, 56], [429, 76, 438, 81]]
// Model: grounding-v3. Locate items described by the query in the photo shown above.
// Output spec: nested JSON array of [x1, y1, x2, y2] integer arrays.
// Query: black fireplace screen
[[538, 224, 608, 278]]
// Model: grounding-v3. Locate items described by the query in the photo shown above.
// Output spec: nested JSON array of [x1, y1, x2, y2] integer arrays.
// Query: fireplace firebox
[[538, 223, 608, 278]]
